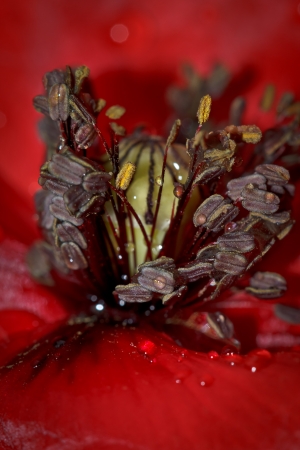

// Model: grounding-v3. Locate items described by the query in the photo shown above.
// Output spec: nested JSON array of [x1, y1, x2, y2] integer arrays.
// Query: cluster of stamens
[[28, 65, 300, 349]]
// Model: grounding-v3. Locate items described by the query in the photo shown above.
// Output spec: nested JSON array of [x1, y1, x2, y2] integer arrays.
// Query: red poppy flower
[[1, 1, 300, 449]]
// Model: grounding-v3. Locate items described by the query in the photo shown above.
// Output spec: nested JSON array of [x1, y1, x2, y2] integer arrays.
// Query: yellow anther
[[116, 162, 136, 190], [197, 94, 212, 125]]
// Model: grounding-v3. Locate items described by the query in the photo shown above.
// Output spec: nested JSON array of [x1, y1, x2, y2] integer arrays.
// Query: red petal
[[0, 321, 299, 449], [0, 238, 69, 323], [0, 176, 38, 245], [1, 0, 300, 202]]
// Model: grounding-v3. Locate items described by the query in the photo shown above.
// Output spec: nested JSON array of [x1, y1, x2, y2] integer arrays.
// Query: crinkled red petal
[[0, 321, 299, 450]]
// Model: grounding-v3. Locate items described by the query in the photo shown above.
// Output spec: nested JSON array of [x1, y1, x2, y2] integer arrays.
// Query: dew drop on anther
[[155, 176, 163, 186], [125, 242, 135, 253], [196, 213, 207, 225], [153, 276, 166, 290], [225, 221, 237, 233]]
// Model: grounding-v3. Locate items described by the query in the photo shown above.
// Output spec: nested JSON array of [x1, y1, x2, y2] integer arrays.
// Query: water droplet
[[125, 242, 135, 253], [173, 184, 184, 198], [155, 176, 163, 186], [175, 369, 191, 384], [195, 213, 207, 225], [208, 351, 219, 360], [138, 340, 157, 356], [153, 276, 166, 290], [110, 24, 129, 43], [221, 345, 238, 356], [225, 221, 237, 233], [199, 374, 214, 387], [244, 348, 272, 372], [222, 354, 243, 365]]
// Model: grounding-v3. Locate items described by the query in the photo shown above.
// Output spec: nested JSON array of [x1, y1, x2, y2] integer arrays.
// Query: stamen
[[30, 64, 300, 350], [115, 162, 136, 190]]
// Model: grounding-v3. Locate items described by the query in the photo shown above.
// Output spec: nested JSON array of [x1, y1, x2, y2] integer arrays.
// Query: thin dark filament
[[161, 161, 205, 259], [145, 144, 155, 224], [119, 139, 141, 164], [92, 123, 110, 156], [170, 197, 176, 221], [99, 215, 122, 282], [126, 205, 137, 272], [105, 209, 129, 281], [133, 142, 146, 167], [179, 279, 214, 309], [106, 213, 121, 247], [109, 130, 120, 177], [186, 228, 210, 261], [58, 121, 68, 148], [181, 226, 204, 260], [149, 141, 171, 245], [82, 217, 116, 294], [168, 143, 189, 170], [157, 142, 178, 182], [69, 94, 96, 126], [109, 183, 152, 260], [116, 194, 130, 277]]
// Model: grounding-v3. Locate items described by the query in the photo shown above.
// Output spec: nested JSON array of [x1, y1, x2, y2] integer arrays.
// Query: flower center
[[28, 64, 300, 352]]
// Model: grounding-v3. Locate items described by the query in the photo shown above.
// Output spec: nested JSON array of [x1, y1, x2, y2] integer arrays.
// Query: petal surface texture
[[0, 321, 300, 450]]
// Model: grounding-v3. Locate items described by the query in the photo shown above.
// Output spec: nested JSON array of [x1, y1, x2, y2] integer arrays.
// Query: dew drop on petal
[[110, 24, 129, 43], [244, 348, 272, 372], [208, 350, 219, 360], [174, 369, 191, 384], [221, 345, 238, 356], [199, 374, 214, 387], [138, 340, 157, 356], [221, 354, 243, 366]]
